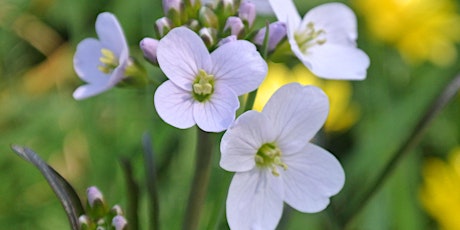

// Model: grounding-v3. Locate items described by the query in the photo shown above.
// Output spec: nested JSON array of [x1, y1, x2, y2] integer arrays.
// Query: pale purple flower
[[73, 12, 129, 100], [154, 27, 267, 132], [220, 83, 345, 229], [268, 1, 370, 80], [253, 21, 286, 51]]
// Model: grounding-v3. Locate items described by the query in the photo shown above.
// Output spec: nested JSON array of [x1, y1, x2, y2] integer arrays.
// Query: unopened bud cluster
[[79, 186, 128, 230], [141, 0, 287, 65]]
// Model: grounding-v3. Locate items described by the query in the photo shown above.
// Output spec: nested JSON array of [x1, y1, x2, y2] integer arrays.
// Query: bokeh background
[[1, 0, 460, 229]]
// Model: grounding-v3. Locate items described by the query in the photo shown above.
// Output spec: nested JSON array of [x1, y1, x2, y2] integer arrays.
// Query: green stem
[[120, 158, 140, 230], [183, 129, 215, 230], [340, 73, 460, 227], [142, 133, 160, 230], [244, 89, 258, 112]]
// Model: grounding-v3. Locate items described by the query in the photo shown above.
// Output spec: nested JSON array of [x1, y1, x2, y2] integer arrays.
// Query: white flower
[[220, 83, 345, 229], [154, 27, 267, 132], [268, 1, 370, 80], [73, 12, 129, 100]]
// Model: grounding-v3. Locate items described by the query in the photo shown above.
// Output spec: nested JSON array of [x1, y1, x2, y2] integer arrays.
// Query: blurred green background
[[1, 0, 460, 229]]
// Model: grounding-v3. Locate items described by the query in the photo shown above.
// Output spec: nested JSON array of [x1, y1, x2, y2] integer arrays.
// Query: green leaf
[[10, 145, 84, 230]]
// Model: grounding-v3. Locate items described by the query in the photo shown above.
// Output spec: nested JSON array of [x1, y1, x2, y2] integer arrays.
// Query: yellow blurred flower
[[353, 0, 460, 66], [253, 62, 360, 133], [420, 147, 460, 230]]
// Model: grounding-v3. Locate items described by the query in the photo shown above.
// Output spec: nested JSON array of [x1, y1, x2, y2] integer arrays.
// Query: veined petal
[[282, 143, 345, 213], [262, 83, 329, 153], [226, 169, 284, 230], [108, 55, 128, 86], [301, 2, 358, 46], [73, 38, 109, 84], [268, 0, 301, 32], [154, 80, 196, 129], [192, 86, 239, 132], [307, 44, 370, 80], [95, 12, 128, 58], [193, 86, 239, 132], [220, 111, 277, 172], [73, 83, 110, 100], [157, 27, 212, 91], [211, 40, 267, 95]]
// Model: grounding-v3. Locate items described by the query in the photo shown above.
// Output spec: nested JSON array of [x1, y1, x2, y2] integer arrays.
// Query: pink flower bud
[[224, 16, 244, 37], [140, 38, 159, 64], [239, 1, 256, 27], [253, 21, 287, 51]]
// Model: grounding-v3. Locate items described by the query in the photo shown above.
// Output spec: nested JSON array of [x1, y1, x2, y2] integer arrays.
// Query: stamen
[[98, 48, 119, 74], [255, 143, 288, 177], [193, 69, 215, 102], [294, 22, 327, 54]]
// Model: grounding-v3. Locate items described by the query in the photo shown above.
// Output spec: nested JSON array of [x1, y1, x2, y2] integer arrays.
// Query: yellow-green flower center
[[255, 143, 288, 177], [98, 48, 119, 74], [193, 69, 215, 102], [294, 22, 326, 54]]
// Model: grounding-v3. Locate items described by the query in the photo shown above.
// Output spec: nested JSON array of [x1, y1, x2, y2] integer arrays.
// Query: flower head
[[420, 147, 460, 229], [268, 1, 370, 80], [73, 12, 129, 99], [220, 83, 345, 229], [154, 27, 267, 132], [353, 0, 460, 66]]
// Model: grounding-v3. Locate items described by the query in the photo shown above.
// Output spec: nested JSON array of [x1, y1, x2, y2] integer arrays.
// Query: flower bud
[[218, 35, 237, 47], [140, 37, 159, 65], [112, 215, 128, 230], [187, 19, 200, 32], [198, 6, 218, 28], [111, 205, 124, 216], [78, 215, 92, 230], [218, 0, 236, 17], [155, 17, 173, 38], [238, 1, 256, 28], [224, 16, 244, 37], [86, 186, 108, 218], [253, 21, 287, 51], [87, 186, 104, 209], [199, 27, 217, 48], [163, 0, 182, 15]]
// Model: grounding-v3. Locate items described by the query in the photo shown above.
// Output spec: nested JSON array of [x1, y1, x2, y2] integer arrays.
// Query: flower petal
[[220, 110, 277, 172], [306, 44, 370, 80], [193, 86, 239, 132], [226, 169, 284, 230], [262, 83, 329, 153], [157, 27, 212, 91], [73, 83, 110, 100], [211, 40, 267, 95], [301, 3, 358, 46], [268, 0, 301, 33], [96, 12, 128, 59], [154, 80, 196, 129], [73, 38, 109, 84], [282, 143, 345, 213]]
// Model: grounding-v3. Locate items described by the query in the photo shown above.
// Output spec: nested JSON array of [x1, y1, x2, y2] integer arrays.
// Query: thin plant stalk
[[183, 129, 215, 230], [340, 73, 460, 227]]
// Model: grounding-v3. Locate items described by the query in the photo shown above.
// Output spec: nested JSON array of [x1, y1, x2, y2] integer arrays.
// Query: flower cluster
[[71, 0, 370, 229], [79, 186, 128, 230]]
